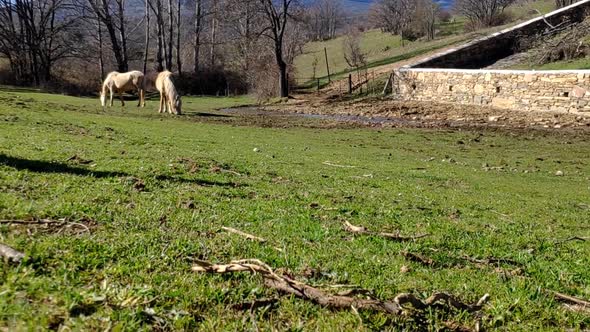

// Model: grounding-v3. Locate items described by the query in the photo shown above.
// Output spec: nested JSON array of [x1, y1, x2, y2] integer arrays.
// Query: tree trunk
[[176, 0, 182, 75], [98, 18, 105, 80], [166, 0, 173, 70], [116, 0, 128, 72], [193, 0, 202, 73], [154, 0, 164, 72], [210, 0, 217, 67], [143, 0, 150, 74], [276, 48, 288, 97]]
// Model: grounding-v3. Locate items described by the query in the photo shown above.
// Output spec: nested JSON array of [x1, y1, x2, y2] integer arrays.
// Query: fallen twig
[[0, 219, 64, 225], [0, 243, 25, 263], [556, 236, 588, 244], [221, 226, 267, 243], [0, 218, 91, 235], [402, 251, 436, 266], [323, 161, 356, 168], [459, 255, 521, 267], [343, 221, 429, 242], [394, 293, 489, 312], [231, 298, 279, 311], [549, 290, 590, 308], [192, 259, 488, 317]]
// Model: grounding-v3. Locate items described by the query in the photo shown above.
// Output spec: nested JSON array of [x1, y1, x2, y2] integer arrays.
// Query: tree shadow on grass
[[0, 154, 129, 178], [0, 154, 244, 187], [154, 174, 244, 188]]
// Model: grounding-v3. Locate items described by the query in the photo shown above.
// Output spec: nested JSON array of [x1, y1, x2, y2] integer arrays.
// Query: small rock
[[253, 148, 260, 152], [400, 265, 410, 274], [488, 116, 500, 122], [555, 170, 564, 176]]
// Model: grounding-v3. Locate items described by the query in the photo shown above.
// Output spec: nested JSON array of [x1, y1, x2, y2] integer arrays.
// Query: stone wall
[[412, 0, 590, 69], [394, 69, 590, 113]]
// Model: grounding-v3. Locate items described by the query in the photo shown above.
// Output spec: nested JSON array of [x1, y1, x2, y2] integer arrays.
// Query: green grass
[[514, 57, 590, 70], [507, 0, 556, 19], [1, 89, 590, 330]]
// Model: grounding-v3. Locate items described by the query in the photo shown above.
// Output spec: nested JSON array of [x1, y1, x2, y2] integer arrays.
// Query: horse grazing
[[155, 70, 182, 115], [100, 71, 145, 108]]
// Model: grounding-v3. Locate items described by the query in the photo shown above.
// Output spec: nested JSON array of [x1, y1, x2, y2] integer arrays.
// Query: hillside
[[293, 0, 558, 90], [340, 0, 455, 12]]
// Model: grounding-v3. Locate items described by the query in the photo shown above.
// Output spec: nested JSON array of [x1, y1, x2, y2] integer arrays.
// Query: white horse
[[155, 70, 182, 115], [100, 71, 145, 107]]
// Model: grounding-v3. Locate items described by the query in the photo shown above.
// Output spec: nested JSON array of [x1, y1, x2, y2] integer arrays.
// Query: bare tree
[[256, 0, 299, 98], [305, 0, 344, 41], [414, 0, 439, 41], [343, 28, 366, 73], [86, 0, 130, 72], [0, 0, 79, 84], [454, 0, 515, 28], [369, 0, 415, 45], [148, 0, 165, 71]]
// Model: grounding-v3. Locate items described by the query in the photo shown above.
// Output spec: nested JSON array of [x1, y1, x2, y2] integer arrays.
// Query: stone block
[[571, 85, 587, 98], [491, 97, 514, 109]]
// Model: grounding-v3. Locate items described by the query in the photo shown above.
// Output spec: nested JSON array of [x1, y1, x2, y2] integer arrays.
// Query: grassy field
[[1, 88, 590, 330]]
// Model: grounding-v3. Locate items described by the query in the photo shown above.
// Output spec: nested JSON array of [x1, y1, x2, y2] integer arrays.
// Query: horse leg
[[139, 89, 145, 107], [109, 88, 114, 107], [119, 90, 125, 107], [159, 93, 164, 113]]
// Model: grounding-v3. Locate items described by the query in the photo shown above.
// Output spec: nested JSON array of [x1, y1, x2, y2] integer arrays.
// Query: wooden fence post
[[324, 47, 331, 83], [348, 74, 352, 94]]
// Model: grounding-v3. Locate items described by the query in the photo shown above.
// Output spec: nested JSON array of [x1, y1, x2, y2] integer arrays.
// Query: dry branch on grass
[[192, 259, 489, 317], [402, 251, 522, 276], [220, 227, 283, 252], [556, 236, 589, 244], [0, 243, 25, 263], [548, 290, 590, 314], [402, 251, 436, 266], [0, 218, 91, 235], [221, 227, 267, 243], [322, 161, 357, 168], [343, 221, 429, 242], [549, 290, 590, 308]]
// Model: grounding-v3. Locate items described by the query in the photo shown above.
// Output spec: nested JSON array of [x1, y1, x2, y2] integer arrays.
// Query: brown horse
[[155, 70, 182, 115], [100, 71, 145, 107]]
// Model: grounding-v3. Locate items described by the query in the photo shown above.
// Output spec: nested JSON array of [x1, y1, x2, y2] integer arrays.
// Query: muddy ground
[[193, 94, 590, 137]]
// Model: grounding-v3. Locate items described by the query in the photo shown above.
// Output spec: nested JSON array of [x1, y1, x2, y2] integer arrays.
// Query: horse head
[[100, 90, 106, 107], [174, 95, 182, 115]]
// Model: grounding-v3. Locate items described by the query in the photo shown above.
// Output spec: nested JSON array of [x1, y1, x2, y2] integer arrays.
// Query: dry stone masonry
[[395, 69, 590, 113], [393, 0, 590, 114]]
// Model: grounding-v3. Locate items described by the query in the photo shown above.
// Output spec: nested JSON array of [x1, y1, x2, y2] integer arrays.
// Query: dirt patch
[[255, 96, 590, 133]]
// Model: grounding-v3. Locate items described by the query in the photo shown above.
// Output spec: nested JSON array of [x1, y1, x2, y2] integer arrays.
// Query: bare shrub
[[455, 0, 516, 29]]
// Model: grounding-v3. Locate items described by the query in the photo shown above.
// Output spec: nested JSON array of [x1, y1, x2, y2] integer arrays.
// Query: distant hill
[[341, 0, 455, 12]]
